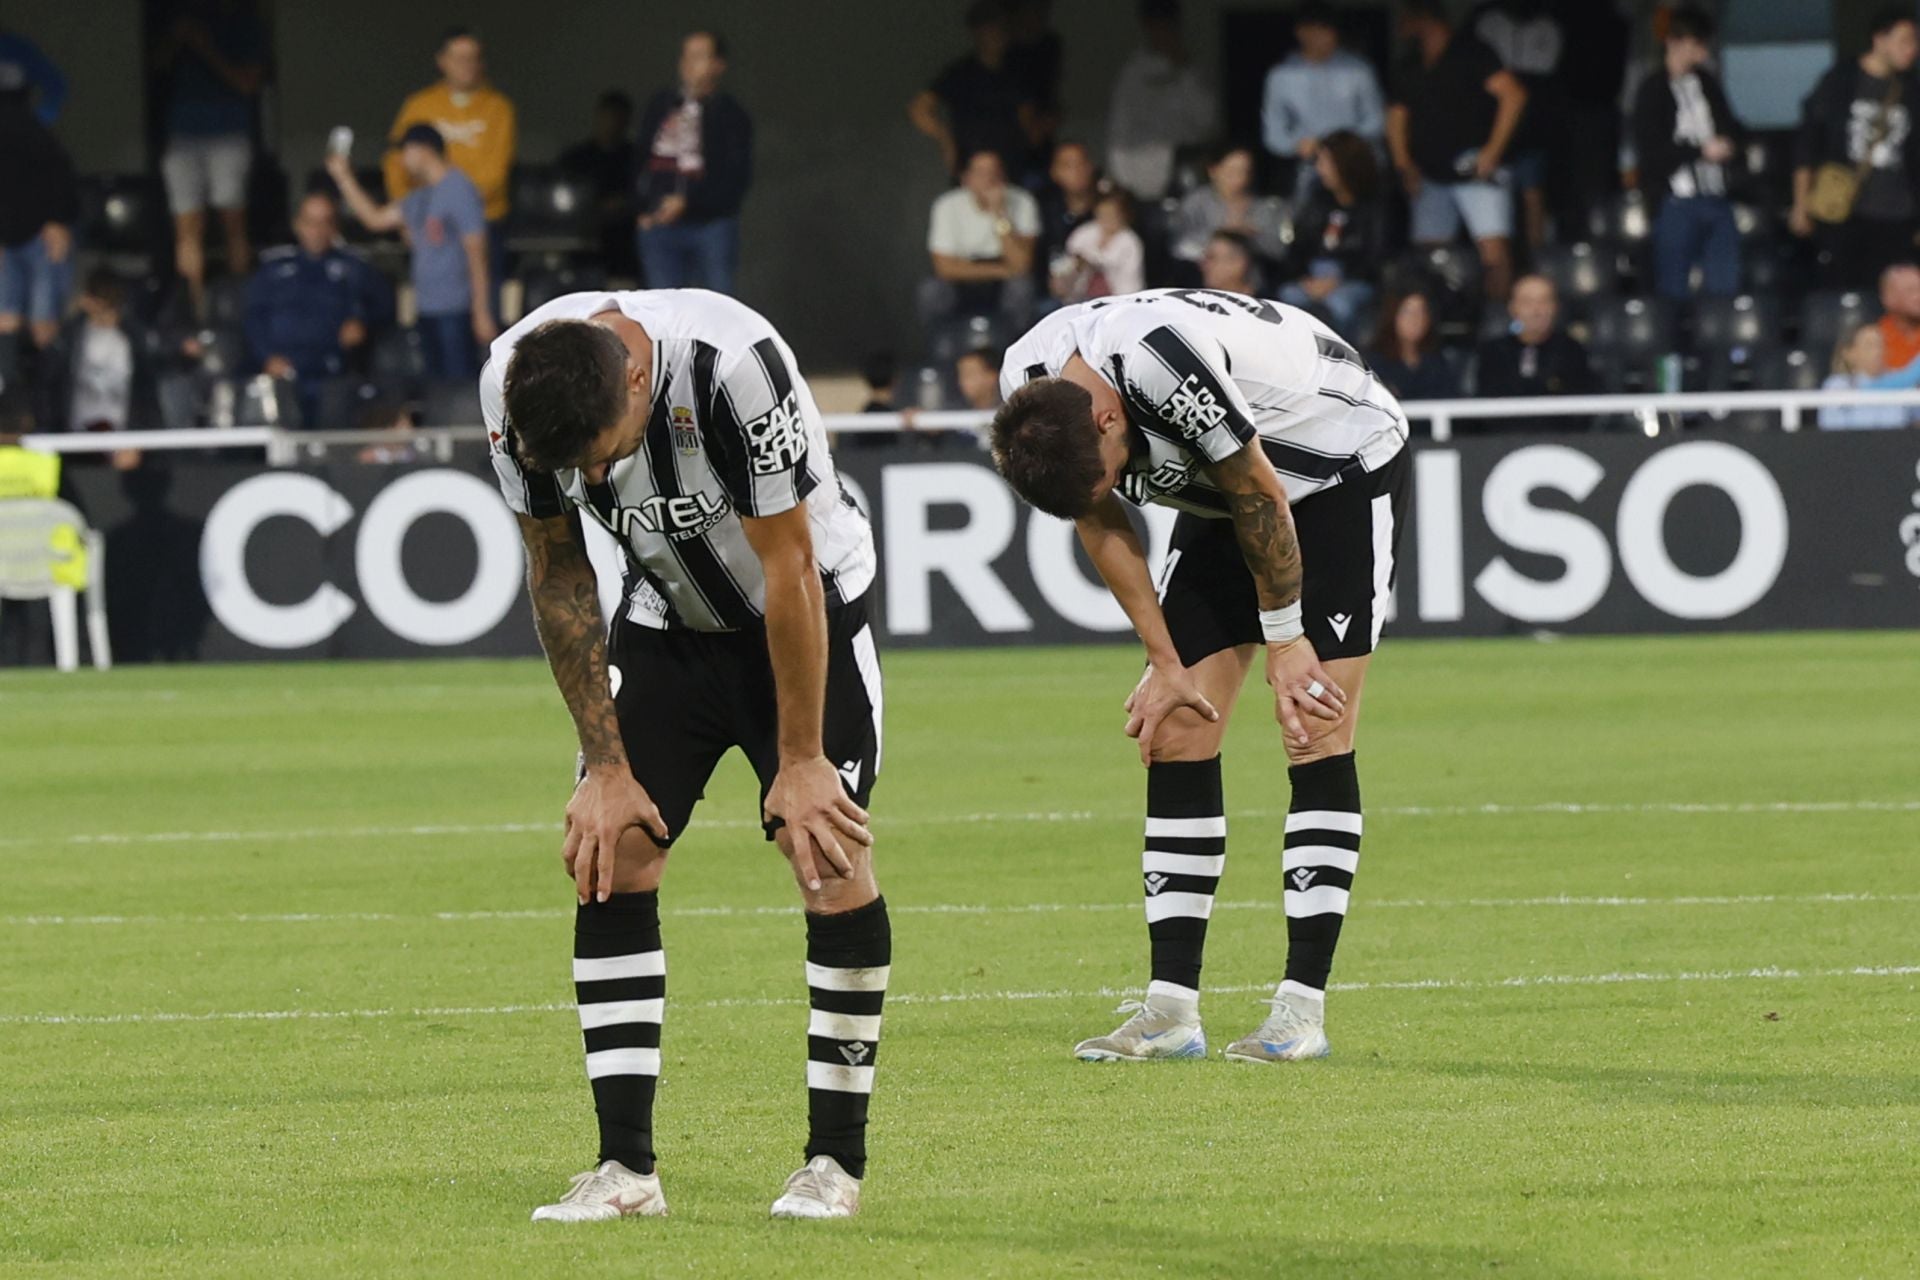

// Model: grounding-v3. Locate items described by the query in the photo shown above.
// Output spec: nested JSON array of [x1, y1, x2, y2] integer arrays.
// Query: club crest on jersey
[[670, 406, 699, 456], [745, 390, 806, 475], [1159, 373, 1229, 441]]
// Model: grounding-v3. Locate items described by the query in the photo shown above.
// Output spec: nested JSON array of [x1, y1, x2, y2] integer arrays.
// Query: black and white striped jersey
[[999, 289, 1410, 518], [482, 290, 876, 633]]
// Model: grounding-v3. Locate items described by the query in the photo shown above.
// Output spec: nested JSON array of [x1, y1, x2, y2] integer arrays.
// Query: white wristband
[[1259, 602, 1304, 644]]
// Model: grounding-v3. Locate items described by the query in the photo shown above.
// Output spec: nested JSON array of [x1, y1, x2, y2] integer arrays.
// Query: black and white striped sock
[[1282, 752, 1362, 1003], [573, 891, 665, 1175], [803, 896, 890, 1180], [1143, 756, 1226, 1003]]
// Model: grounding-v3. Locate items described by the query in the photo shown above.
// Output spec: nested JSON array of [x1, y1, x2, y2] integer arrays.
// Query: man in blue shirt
[[154, 0, 267, 315], [244, 192, 392, 425], [1261, 3, 1385, 201], [328, 124, 496, 381]]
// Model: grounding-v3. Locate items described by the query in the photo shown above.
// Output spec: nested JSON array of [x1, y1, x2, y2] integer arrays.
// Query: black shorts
[[1159, 447, 1411, 667], [595, 594, 883, 847]]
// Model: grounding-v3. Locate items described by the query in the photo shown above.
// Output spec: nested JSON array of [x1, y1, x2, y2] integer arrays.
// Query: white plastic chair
[[0, 498, 111, 672]]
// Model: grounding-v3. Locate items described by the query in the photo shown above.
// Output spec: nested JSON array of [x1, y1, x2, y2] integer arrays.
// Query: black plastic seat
[[1532, 241, 1620, 312], [1692, 294, 1783, 350], [1799, 290, 1881, 359], [520, 264, 610, 314], [418, 378, 485, 426]]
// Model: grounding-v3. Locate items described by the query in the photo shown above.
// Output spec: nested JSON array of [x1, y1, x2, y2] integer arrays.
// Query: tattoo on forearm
[[526, 520, 624, 767], [1226, 488, 1302, 610]]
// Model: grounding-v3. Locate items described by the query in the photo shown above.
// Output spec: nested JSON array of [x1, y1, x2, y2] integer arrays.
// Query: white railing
[[23, 388, 1920, 455]]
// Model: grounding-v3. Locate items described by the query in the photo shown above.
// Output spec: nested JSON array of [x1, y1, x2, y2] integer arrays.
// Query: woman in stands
[[1819, 322, 1920, 430], [1277, 130, 1386, 334], [1365, 289, 1461, 407]]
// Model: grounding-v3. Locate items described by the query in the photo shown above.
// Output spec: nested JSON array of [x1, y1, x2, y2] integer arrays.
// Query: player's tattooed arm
[[1209, 442, 1303, 611], [518, 510, 624, 768]]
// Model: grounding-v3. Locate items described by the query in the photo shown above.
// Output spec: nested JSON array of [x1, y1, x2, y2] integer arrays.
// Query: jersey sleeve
[[1121, 321, 1260, 464], [482, 355, 569, 518], [703, 336, 819, 519]]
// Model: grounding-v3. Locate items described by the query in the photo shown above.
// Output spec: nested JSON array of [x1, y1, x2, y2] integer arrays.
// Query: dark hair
[[1665, 6, 1715, 43], [1140, 0, 1180, 24], [502, 320, 630, 473], [1370, 289, 1439, 359], [82, 267, 127, 310], [1094, 185, 1135, 225], [862, 350, 898, 390], [1206, 140, 1253, 169], [1296, 1, 1339, 31], [685, 28, 729, 59], [1400, 0, 1450, 25], [437, 25, 477, 51], [961, 145, 1008, 173], [966, 0, 1008, 30], [400, 122, 447, 154], [956, 345, 1004, 373], [1319, 129, 1380, 202], [989, 378, 1105, 520], [1204, 229, 1263, 292], [597, 89, 634, 114], [1870, 5, 1916, 40]]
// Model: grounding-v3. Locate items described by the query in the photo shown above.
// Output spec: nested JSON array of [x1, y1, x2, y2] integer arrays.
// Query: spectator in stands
[[0, 27, 66, 124], [44, 269, 159, 445], [244, 192, 392, 426], [1366, 289, 1462, 404], [0, 81, 77, 387], [1388, 0, 1528, 302], [1473, 274, 1595, 406], [1878, 262, 1920, 372], [1199, 229, 1263, 296], [1035, 142, 1099, 290], [1277, 130, 1385, 333], [154, 0, 266, 318], [635, 32, 753, 294], [1633, 7, 1742, 301], [328, 125, 495, 381], [1055, 188, 1144, 303], [1006, 0, 1062, 157], [1820, 321, 1920, 429], [1261, 2, 1385, 202], [1467, 0, 1566, 249], [384, 27, 515, 310], [910, 2, 1043, 182], [560, 90, 639, 279], [919, 148, 1039, 327], [1792, 7, 1920, 290], [845, 349, 928, 450], [956, 346, 1003, 412], [1106, 0, 1215, 200], [1171, 144, 1287, 267]]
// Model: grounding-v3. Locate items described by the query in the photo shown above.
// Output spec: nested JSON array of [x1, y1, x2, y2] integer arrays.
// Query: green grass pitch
[[2, 633, 1916, 1279]]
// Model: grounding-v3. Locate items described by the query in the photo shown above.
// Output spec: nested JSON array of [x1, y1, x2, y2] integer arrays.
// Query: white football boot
[[1072, 985, 1207, 1062], [770, 1155, 862, 1219], [530, 1159, 667, 1221], [1222, 986, 1331, 1063]]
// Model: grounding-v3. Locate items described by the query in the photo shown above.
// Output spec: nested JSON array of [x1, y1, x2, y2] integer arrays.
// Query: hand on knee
[[1145, 708, 1227, 765]]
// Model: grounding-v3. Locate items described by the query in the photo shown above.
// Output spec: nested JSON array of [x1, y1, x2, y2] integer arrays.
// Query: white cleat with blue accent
[[1073, 986, 1207, 1062], [1223, 987, 1331, 1063]]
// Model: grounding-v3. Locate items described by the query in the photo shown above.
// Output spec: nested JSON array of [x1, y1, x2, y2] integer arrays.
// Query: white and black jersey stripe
[[483, 290, 876, 632], [1000, 289, 1410, 517]]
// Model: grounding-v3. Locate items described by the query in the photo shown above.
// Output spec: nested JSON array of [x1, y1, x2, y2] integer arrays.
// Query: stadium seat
[[507, 165, 596, 254], [1532, 241, 1620, 312], [418, 379, 485, 426], [370, 327, 427, 384], [1393, 245, 1483, 341], [1587, 190, 1651, 244], [235, 375, 303, 428], [1758, 345, 1825, 394], [194, 328, 249, 378], [1587, 296, 1677, 394], [204, 277, 249, 329], [76, 174, 164, 260], [1799, 290, 1881, 360], [1691, 294, 1783, 351], [520, 264, 610, 314], [927, 314, 1008, 365]]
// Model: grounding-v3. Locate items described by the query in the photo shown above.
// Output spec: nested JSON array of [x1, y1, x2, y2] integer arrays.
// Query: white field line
[[4, 965, 1916, 1028], [3, 798, 1918, 853], [7, 891, 1920, 930]]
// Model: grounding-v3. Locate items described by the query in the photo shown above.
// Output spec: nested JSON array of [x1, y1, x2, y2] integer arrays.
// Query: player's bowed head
[[503, 318, 656, 484], [988, 375, 1134, 520]]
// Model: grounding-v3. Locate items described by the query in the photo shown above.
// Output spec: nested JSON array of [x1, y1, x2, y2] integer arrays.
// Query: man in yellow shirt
[[384, 27, 515, 316]]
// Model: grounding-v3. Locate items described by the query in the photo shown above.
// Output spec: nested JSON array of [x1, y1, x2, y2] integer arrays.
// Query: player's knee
[[1147, 707, 1225, 764], [1284, 712, 1355, 765]]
